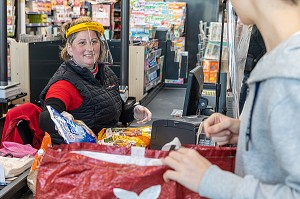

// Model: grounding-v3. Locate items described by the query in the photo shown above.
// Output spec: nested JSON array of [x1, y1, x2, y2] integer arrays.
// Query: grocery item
[[98, 126, 151, 148]]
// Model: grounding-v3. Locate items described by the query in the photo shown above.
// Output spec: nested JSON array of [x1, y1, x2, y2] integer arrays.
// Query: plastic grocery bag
[[35, 143, 236, 199], [27, 132, 52, 196], [0, 156, 33, 178]]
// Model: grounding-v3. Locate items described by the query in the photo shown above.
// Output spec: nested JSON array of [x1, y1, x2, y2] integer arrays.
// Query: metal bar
[[215, 0, 227, 113], [0, 0, 8, 83], [120, 0, 129, 87]]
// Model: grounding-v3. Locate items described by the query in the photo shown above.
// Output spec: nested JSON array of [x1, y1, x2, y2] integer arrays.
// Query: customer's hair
[[60, 17, 106, 62]]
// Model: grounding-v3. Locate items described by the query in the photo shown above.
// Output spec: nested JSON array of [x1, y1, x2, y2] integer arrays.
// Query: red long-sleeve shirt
[[45, 80, 83, 110]]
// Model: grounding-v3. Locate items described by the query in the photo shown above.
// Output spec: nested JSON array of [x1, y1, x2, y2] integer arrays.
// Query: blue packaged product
[[46, 106, 96, 144]]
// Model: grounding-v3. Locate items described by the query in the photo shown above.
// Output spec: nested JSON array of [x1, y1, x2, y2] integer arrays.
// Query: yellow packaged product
[[97, 126, 151, 148]]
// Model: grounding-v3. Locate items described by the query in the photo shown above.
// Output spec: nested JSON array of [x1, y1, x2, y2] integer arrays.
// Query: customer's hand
[[203, 113, 240, 145], [162, 147, 212, 193], [133, 105, 152, 124]]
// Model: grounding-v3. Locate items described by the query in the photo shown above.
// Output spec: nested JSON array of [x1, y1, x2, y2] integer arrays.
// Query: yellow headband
[[66, 22, 104, 39]]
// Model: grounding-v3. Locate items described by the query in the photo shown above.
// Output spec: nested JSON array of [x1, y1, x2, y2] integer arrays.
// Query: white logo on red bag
[[113, 185, 161, 199]]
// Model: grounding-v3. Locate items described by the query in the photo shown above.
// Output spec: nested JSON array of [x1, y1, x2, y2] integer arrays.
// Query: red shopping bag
[[35, 143, 235, 199], [182, 144, 236, 199]]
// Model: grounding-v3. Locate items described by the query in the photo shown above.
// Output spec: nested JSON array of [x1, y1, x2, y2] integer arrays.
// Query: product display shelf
[[129, 43, 163, 102], [0, 93, 27, 118], [145, 77, 161, 92], [146, 63, 160, 76], [26, 23, 51, 28], [112, 1, 121, 39], [10, 40, 63, 105], [25, 0, 52, 26], [144, 48, 162, 91], [24, 0, 89, 36], [7, 0, 16, 37], [130, 1, 186, 41]]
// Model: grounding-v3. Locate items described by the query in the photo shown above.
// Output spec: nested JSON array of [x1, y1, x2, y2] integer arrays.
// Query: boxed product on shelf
[[92, 4, 111, 27], [7, 0, 15, 37], [7, 4, 14, 16], [208, 22, 228, 42], [7, 25, 15, 37], [164, 78, 184, 84], [146, 48, 161, 60], [28, 14, 48, 23], [204, 41, 228, 60], [27, 1, 39, 12], [202, 59, 219, 83], [202, 59, 228, 83], [130, 1, 186, 41], [19, 34, 43, 43]]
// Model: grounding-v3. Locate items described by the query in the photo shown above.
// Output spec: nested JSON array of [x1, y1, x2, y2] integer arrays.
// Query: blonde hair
[[60, 17, 106, 62]]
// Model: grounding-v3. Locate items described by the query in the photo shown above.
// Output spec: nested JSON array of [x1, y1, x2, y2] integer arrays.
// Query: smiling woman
[[61, 17, 106, 66], [67, 30, 101, 70], [38, 17, 152, 145]]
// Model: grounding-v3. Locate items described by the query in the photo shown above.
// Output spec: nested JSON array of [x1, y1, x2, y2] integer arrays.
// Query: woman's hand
[[61, 111, 74, 121], [133, 105, 152, 124], [162, 147, 212, 193], [203, 113, 240, 145]]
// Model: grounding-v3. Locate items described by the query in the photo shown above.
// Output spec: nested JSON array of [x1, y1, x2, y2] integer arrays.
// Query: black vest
[[40, 61, 122, 135]]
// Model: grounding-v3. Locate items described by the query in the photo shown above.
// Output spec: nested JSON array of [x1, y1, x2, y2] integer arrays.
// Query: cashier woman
[[38, 17, 152, 145]]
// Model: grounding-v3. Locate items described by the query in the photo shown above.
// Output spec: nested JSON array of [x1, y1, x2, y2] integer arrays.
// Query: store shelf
[[26, 23, 51, 27], [7, 0, 16, 37], [24, 0, 84, 35], [146, 77, 161, 92], [26, 0, 51, 2], [146, 64, 160, 75], [146, 49, 162, 60], [0, 92, 27, 103], [52, 19, 71, 23], [0, 92, 27, 117], [112, 1, 121, 39], [127, 42, 163, 96], [26, 11, 51, 15]]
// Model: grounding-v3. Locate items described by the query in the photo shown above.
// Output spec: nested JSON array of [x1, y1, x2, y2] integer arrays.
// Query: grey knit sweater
[[199, 32, 300, 199]]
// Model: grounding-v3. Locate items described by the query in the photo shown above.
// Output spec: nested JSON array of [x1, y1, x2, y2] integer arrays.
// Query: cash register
[[150, 65, 215, 149]]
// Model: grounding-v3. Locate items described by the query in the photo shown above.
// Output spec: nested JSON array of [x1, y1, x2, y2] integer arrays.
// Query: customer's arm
[[199, 83, 300, 199]]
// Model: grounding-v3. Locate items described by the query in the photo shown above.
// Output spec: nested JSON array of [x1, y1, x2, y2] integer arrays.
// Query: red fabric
[[45, 80, 83, 110], [1, 103, 45, 149], [90, 64, 99, 76], [36, 143, 236, 199]]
